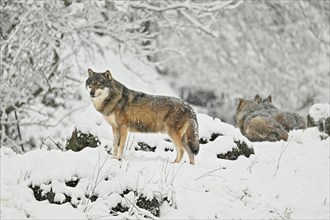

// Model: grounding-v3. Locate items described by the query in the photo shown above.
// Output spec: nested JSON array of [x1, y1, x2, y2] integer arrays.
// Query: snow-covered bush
[[66, 128, 101, 152], [1, 0, 101, 152], [307, 103, 330, 135]]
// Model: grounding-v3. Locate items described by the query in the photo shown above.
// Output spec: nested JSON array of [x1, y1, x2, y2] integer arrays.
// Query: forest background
[[1, 0, 329, 152]]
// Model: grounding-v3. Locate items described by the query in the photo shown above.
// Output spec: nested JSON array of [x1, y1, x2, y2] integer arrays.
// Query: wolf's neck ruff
[[90, 87, 111, 111]]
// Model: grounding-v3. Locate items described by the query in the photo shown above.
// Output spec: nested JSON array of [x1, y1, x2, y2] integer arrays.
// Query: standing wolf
[[86, 69, 199, 164]]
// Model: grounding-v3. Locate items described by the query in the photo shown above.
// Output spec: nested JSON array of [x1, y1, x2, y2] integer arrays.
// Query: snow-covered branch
[[130, 0, 244, 38], [0, 0, 245, 151]]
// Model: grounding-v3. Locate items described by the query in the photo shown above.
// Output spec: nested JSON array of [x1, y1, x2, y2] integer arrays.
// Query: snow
[[1, 34, 329, 220], [197, 113, 252, 144], [1, 119, 329, 219], [309, 103, 330, 122]]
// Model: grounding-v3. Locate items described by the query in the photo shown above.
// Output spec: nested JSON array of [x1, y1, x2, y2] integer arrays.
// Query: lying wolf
[[86, 69, 199, 164], [236, 98, 288, 142], [255, 94, 306, 131]]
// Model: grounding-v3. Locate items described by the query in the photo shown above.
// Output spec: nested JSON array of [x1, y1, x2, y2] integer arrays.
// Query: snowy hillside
[[2, 1, 329, 219], [1, 107, 329, 219], [1, 128, 329, 219], [1, 38, 330, 220]]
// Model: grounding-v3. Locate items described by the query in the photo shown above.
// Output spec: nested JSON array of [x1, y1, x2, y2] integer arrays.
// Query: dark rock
[[325, 117, 330, 136], [85, 194, 98, 202], [199, 133, 222, 144], [111, 203, 129, 214], [65, 178, 79, 187], [136, 142, 156, 152], [307, 104, 330, 135], [66, 128, 100, 152], [307, 114, 316, 127], [29, 184, 72, 206], [210, 133, 221, 141], [116, 189, 162, 217], [164, 147, 173, 152], [199, 138, 208, 144], [136, 196, 160, 217], [30, 185, 47, 201], [308, 115, 330, 135], [90, 195, 98, 202], [29, 181, 166, 217], [217, 140, 254, 160]]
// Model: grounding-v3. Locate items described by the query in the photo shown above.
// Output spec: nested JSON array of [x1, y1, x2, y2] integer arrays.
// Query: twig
[[195, 167, 224, 180], [123, 196, 159, 220], [118, 44, 151, 84], [40, 136, 63, 150], [247, 156, 258, 173], [14, 111, 24, 152], [84, 151, 112, 212], [273, 137, 293, 178]]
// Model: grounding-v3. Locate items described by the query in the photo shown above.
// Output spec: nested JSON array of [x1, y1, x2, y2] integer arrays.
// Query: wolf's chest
[[92, 97, 106, 111], [104, 114, 118, 127]]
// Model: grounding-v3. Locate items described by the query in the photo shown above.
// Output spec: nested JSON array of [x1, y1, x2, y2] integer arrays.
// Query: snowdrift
[[1, 110, 329, 219]]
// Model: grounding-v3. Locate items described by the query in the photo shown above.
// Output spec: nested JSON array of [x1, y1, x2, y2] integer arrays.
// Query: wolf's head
[[86, 69, 112, 99], [255, 94, 272, 104], [236, 98, 258, 113], [254, 94, 277, 110]]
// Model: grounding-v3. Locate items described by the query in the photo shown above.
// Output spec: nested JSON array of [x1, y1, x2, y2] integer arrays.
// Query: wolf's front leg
[[116, 126, 128, 160], [112, 126, 119, 157]]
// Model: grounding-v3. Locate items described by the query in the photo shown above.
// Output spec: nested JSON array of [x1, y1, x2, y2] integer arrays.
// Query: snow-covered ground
[[1, 39, 329, 219], [1, 121, 329, 219]]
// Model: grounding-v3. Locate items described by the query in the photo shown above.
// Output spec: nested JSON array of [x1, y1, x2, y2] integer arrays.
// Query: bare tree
[[156, 0, 330, 123], [0, 0, 243, 152]]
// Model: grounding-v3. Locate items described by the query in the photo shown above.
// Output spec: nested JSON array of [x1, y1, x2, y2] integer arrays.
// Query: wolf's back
[[244, 114, 288, 142], [273, 111, 306, 131]]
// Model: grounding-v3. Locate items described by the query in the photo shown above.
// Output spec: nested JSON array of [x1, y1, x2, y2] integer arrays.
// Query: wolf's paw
[[115, 155, 122, 161], [111, 150, 118, 157]]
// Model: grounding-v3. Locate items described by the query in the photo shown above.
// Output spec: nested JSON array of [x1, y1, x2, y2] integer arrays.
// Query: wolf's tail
[[186, 116, 200, 155]]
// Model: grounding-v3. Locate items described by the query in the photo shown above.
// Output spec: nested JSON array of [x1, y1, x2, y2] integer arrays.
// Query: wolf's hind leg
[[182, 135, 195, 165], [169, 132, 185, 163]]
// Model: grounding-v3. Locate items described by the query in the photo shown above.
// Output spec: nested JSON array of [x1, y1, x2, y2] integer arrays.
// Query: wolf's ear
[[237, 98, 244, 110], [255, 94, 262, 103], [88, 69, 94, 77], [266, 95, 272, 103], [103, 70, 112, 81]]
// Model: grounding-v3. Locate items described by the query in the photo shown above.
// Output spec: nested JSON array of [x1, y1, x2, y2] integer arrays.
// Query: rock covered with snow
[[307, 103, 330, 135], [1, 126, 329, 219], [197, 114, 254, 160], [1, 147, 175, 219], [66, 128, 101, 152]]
